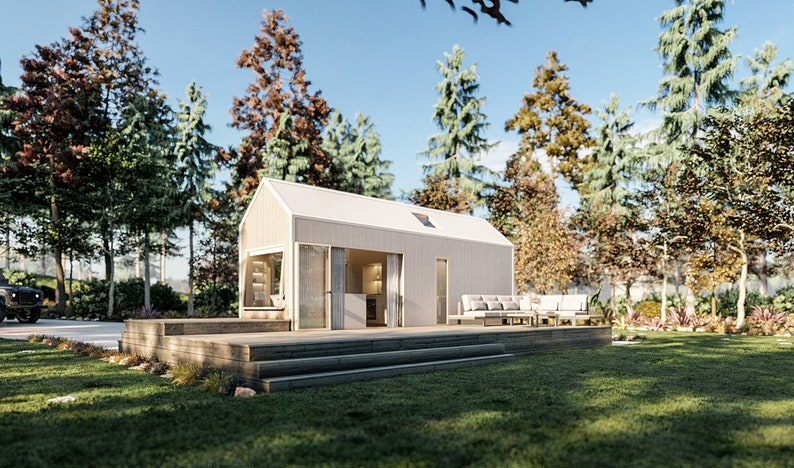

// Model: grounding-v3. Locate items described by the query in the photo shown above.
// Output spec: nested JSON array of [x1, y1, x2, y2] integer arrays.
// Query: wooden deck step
[[258, 354, 516, 393], [256, 343, 507, 378]]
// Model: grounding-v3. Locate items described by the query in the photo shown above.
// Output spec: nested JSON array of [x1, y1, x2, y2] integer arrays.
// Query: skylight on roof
[[412, 212, 436, 228]]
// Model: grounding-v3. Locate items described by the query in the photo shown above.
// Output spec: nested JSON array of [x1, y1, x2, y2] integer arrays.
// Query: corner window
[[246, 252, 283, 307]]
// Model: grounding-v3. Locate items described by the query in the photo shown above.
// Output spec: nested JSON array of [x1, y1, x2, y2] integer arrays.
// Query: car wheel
[[0, 304, 5, 323], [16, 308, 41, 324]]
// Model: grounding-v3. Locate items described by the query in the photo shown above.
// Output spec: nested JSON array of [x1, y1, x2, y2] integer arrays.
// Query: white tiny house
[[238, 179, 514, 330]]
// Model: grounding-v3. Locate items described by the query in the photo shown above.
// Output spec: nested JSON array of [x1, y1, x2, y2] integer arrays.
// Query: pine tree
[[412, 44, 494, 213], [739, 41, 792, 111], [322, 110, 394, 199], [117, 94, 178, 312], [576, 94, 646, 317], [0, 61, 20, 268], [505, 50, 592, 191], [642, 0, 738, 316], [174, 82, 217, 317], [222, 9, 330, 203], [644, 0, 738, 142]]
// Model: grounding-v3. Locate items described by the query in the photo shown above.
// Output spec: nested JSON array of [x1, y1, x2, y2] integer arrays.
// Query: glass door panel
[[298, 244, 329, 329]]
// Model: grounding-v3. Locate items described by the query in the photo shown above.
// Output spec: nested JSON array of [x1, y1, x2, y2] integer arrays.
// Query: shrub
[[151, 282, 186, 315], [70, 279, 115, 319], [70, 278, 185, 318], [194, 285, 238, 317], [200, 370, 235, 394], [2, 269, 37, 287], [139, 304, 161, 319], [717, 289, 769, 317], [747, 305, 788, 336], [171, 362, 208, 386], [772, 286, 794, 314], [635, 300, 662, 320]]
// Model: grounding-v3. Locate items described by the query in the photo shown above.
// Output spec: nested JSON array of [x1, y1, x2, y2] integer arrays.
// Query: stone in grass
[[234, 387, 256, 398], [48, 395, 77, 403]]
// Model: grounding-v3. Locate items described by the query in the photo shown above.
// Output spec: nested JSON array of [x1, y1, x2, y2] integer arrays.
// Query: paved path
[[0, 318, 124, 349]]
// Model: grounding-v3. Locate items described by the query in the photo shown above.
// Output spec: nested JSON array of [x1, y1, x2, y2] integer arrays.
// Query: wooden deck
[[120, 319, 611, 392]]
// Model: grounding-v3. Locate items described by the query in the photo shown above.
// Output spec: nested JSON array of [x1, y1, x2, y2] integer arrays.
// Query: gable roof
[[249, 178, 512, 248]]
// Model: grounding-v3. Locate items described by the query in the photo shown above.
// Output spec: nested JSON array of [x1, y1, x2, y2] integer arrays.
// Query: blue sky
[[2, 0, 794, 280]]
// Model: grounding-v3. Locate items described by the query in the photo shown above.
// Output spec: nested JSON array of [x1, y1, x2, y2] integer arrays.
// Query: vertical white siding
[[293, 218, 513, 326]]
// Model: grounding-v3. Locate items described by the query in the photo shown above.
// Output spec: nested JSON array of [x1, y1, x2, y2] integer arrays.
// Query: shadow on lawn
[[2, 334, 793, 467]]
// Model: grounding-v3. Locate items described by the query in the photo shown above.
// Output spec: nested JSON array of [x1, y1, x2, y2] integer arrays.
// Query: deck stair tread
[[259, 354, 516, 392], [256, 343, 507, 378]]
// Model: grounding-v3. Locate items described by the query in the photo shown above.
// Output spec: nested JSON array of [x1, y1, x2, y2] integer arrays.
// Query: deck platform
[[120, 319, 611, 392]]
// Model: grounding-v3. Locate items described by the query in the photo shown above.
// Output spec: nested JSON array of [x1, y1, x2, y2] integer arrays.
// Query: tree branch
[[420, 0, 593, 26]]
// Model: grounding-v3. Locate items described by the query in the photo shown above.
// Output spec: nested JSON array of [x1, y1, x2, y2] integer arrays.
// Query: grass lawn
[[2, 332, 793, 467]]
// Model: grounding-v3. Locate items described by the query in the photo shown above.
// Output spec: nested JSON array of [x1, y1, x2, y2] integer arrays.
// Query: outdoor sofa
[[449, 293, 604, 327]]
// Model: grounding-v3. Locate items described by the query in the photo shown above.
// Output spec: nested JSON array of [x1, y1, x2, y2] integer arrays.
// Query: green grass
[[2, 333, 793, 467]]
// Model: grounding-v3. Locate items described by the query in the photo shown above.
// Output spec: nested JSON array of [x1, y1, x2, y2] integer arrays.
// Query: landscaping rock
[[48, 395, 77, 403], [234, 387, 256, 398]]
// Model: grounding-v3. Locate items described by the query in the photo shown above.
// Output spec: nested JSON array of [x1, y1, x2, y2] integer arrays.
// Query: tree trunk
[[187, 221, 195, 317], [625, 280, 634, 315], [4, 229, 9, 270], [50, 189, 67, 315], [134, 232, 141, 278], [143, 231, 151, 310], [103, 237, 112, 281], [757, 250, 768, 297], [735, 233, 748, 329], [685, 287, 695, 316], [160, 231, 167, 284], [609, 278, 616, 319], [107, 235, 115, 319], [660, 271, 668, 323]]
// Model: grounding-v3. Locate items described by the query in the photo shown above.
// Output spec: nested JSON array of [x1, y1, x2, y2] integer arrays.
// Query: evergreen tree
[[118, 94, 178, 313], [644, 0, 738, 142], [194, 192, 240, 316], [411, 44, 494, 213], [739, 41, 792, 110], [322, 110, 394, 199], [576, 95, 648, 317], [0, 61, 20, 268], [221, 9, 330, 203], [0, 60, 18, 158], [174, 82, 217, 317], [642, 0, 738, 315], [505, 50, 592, 191]]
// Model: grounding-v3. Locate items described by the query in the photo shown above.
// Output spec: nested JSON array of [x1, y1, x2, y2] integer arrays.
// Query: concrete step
[[257, 354, 516, 393], [247, 333, 501, 361], [256, 343, 507, 378]]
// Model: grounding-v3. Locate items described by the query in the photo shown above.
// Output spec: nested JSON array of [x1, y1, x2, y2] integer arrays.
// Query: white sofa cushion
[[486, 301, 503, 310], [469, 300, 487, 311], [501, 301, 519, 310], [462, 294, 482, 310]]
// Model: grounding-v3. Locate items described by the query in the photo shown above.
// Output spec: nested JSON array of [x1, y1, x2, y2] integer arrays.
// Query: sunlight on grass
[[2, 334, 793, 467]]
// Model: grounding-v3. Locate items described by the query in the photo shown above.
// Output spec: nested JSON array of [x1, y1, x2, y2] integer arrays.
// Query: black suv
[[0, 278, 44, 323]]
